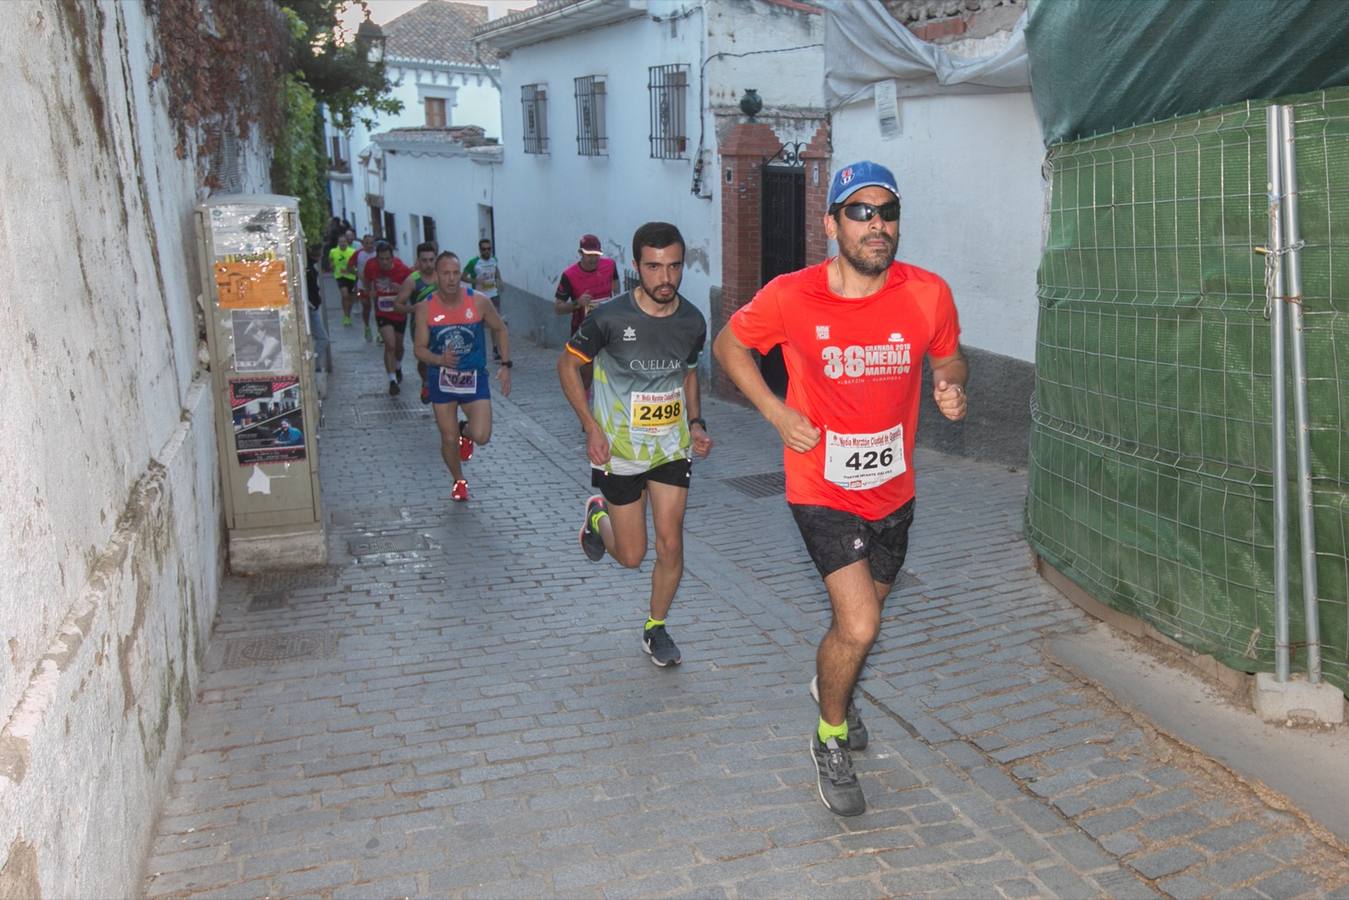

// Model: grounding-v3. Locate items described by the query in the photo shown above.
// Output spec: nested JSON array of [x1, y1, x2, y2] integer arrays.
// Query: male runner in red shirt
[[555, 233, 619, 392], [363, 241, 413, 395], [714, 160, 967, 817]]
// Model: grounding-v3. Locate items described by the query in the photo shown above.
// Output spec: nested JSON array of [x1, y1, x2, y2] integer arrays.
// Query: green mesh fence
[[1026, 89, 1349, 693]]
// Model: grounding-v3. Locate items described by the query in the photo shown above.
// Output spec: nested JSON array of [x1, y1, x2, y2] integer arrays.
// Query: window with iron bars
[[521, 84, 548, 154], [648, 65, 689, 159], [574, 76, 607, 156]]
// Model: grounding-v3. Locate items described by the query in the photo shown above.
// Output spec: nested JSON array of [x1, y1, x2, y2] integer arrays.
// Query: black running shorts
[[375, 314, 407, 335], [592, 458, 692, 507], [789, 499, 915, 584]]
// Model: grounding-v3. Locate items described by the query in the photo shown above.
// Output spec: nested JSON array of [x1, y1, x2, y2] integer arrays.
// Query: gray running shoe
[[643, 625, 681, 667], [579, 495, 607, 562], [810, 675, 869, 751], [811, 733, 865, 816]]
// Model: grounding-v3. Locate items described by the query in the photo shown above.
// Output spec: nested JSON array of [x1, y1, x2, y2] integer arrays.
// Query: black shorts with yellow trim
[[592, 459, 692, 507]]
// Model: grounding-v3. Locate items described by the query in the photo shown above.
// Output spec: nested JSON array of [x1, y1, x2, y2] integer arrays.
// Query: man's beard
[[839, 234, 897, 277], [642, 279, 679, 304]]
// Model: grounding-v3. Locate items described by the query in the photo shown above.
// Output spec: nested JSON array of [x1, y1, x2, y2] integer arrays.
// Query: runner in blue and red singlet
[[412, 251, 512, 503]]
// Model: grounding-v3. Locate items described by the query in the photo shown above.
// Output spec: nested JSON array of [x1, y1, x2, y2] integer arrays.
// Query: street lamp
[[739, 88, 762, 118], [356, 14, 385, 64]]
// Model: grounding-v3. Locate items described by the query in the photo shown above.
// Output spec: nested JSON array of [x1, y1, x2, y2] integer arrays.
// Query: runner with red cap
[[555, 233, 619, 393], [713, 159, 968, 817]]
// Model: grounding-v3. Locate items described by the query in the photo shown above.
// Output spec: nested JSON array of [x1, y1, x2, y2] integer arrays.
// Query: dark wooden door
[[760, 165, 806, 397]]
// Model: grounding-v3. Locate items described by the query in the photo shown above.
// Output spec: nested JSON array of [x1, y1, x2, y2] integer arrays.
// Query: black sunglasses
[[840, 200, 900, 223]]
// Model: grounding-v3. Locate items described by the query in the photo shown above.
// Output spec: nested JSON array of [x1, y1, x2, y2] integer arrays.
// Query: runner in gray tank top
[[558, 222, 713, 667]]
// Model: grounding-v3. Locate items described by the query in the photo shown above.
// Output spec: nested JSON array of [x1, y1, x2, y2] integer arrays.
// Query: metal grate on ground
[[722, 470, 786, 499]]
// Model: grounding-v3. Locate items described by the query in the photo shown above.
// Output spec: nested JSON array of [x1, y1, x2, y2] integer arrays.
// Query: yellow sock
[[818, 717, 849, 744], [645, 618, 665, 631]]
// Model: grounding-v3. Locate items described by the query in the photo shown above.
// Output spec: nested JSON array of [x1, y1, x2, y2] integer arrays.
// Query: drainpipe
[[1278, 104, 1322, 683], [1265, 104, 1291, 683]]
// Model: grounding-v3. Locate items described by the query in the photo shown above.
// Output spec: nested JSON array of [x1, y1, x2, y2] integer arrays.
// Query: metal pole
[[1279, 104, 1323, 683], [1266, 104, 1291, 684]]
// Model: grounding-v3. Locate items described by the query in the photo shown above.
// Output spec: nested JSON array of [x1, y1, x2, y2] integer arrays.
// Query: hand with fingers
[[933, 380, 966, 422], [691, 424, 713, 458], [586, 426, 612, 466], [771, 405, 821, 453]]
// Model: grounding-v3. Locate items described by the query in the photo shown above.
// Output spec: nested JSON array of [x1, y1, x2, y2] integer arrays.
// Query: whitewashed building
[[475, 0, 830, 373], [824, 0, 1039, 463], [326, 1, 503, 244], [368, 125, 502, 260]]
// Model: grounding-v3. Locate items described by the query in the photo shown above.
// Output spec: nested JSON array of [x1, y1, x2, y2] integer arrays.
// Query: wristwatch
[[499, 360, 513, 368], [688, 417, 707, 431]]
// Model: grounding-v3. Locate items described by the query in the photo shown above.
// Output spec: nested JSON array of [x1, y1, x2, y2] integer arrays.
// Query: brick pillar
[[713, 122, 783, 401], [713, 120, 834, 402], [802, 121, 832, 267]]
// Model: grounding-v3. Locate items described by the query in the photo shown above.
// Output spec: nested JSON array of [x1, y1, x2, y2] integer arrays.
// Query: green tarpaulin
[[1026, 89, 1349, 690], [1027, 0, 1349, 145]]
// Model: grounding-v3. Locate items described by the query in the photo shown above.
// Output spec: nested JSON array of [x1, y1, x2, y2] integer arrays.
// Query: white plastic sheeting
[[821, 0, 1030, 108]]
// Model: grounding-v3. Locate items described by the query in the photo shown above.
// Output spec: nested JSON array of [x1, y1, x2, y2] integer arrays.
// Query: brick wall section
[[713, 120, 831, 402], [909, 16, 967, 41], [886, 0, 1025, 42]]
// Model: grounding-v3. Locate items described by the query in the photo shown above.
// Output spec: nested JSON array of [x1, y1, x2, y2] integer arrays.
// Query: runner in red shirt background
[[363, 241, 413, 396], [713, 160, 967, 818], [555, 233, 619, 393]]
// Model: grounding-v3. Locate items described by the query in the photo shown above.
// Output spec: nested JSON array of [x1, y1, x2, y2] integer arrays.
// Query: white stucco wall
[[830, 90, 1045, 362], [378, 149, 499, 259], [0, 2, 259, 895], [704, 0, 825, 112], [327, 61, 501, 238], [493, 9, 717, 326]]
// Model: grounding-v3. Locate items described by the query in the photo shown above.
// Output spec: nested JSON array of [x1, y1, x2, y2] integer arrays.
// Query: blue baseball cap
[[827, 160, 900, 209]]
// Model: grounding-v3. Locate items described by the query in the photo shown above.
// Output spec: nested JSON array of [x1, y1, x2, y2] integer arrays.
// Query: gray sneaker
[[643, 624, 681, 667], [811, 733, 865, 816], [809, 675, 869, 751], [579, 495, 606, 561]]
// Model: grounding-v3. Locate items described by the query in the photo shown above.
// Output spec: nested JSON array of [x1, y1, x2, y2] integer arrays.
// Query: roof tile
[[384, 1, 498, 66]]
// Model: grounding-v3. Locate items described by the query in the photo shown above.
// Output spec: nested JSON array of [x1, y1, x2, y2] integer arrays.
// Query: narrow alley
[[142, 283, 1349, 899]]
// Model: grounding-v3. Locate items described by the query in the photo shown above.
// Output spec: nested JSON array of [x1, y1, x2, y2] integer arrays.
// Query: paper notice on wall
[[215, 259, 289, 309], [875, 80, 901, 140], [209, 204, 285, 259], [231, 309, 288, 372], [229, 376, 306, 466]]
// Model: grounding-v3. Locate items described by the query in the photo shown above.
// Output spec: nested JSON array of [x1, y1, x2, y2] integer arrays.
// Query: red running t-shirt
[[364, 258, 413, 321], [557, 257, 617, 335], [729, 260, 960, 520]]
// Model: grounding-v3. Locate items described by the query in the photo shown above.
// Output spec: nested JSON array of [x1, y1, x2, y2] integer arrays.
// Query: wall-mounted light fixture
[[356, 14, 386, 64]]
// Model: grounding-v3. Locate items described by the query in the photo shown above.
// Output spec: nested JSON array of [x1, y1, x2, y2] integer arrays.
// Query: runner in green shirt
[[328, 232, 360, 328]]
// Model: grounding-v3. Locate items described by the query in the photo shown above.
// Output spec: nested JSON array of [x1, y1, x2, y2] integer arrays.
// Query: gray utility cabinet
[[195, 195, 326, 572]]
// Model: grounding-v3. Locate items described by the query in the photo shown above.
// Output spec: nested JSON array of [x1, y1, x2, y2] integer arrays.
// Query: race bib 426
[[824, 424, 905, 490]]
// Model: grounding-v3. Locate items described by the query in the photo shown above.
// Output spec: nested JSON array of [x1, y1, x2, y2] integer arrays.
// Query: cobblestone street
[[143, 286, 1349, 899]]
